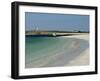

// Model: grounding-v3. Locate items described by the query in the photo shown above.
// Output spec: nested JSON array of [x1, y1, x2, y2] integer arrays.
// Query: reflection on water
[[25, 36, 89, 68]]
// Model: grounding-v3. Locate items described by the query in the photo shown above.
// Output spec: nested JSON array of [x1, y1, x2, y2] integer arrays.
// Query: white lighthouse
[[34, 26, 39, 31], [36, 27, 39, 31]]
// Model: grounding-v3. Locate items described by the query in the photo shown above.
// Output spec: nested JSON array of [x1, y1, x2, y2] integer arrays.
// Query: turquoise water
[[25, 36, 89, 68]]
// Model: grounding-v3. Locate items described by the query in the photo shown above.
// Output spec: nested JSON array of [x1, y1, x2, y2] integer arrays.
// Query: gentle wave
[[25, 36, 89, 68]]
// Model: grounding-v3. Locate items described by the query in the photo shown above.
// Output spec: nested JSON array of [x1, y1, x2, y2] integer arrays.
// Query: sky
[[25, 12, 89, 31]]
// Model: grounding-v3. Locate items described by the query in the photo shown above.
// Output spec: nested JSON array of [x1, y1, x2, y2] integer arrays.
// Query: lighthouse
[[36, 27, 39, 31], [35, 27, 39, 31]]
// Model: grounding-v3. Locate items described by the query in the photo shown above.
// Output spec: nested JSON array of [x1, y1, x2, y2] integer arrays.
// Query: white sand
[[66, 48, 89, 66], [65, 34, 89, 66]]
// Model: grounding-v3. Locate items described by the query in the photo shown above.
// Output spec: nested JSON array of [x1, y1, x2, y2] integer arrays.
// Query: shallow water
[[25, 36, 89, 68]]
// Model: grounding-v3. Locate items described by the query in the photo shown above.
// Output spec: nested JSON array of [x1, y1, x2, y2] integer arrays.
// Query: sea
[[25, 36, 89, 68]]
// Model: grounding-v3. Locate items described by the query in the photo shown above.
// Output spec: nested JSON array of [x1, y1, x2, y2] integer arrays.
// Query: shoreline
[[62, 34, 89, 66], [25, 34, 89, 68]]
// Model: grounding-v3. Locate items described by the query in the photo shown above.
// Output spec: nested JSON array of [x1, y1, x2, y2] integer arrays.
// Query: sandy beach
[[25, 34, 89, 68], [64, 34, 89, 66]]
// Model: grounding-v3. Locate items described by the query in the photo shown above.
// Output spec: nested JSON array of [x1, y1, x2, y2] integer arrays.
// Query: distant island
[[26, 30, 89, 37]]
